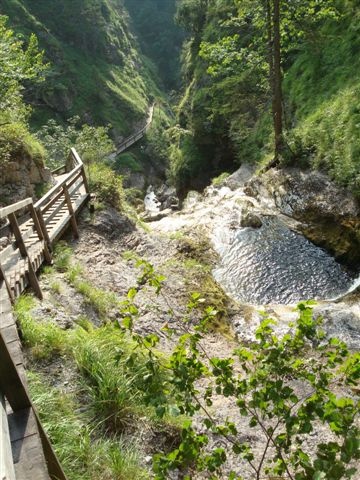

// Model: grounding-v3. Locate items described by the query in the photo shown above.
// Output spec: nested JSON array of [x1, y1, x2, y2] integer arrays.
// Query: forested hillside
[[124, 0, 184, 91], [171, 0, 360, 194], [0, 0, 184, 198], [0, 0, 168, 135]]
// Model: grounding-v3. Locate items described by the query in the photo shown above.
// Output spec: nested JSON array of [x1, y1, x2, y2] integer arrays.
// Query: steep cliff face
[[0, 153, 51, 206], [0, 0, 173, 136]]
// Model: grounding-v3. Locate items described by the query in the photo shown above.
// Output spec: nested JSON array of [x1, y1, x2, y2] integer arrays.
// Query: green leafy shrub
[[114, 262, 359, 480], [88, 162, 125, 210], [36, 117, 115, 170], [152, 301, 360, 480], [114, 152, 143, 173]]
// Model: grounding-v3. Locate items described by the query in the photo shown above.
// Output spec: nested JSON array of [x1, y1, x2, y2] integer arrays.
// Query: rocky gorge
[[145, 166, 360, 348], [19, 164, 360, 479]]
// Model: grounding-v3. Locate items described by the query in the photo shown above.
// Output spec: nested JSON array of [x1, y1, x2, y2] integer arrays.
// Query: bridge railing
[[115, 103, 154, 155], [35, 148, 89, 244], [0, 197, 51, 301]]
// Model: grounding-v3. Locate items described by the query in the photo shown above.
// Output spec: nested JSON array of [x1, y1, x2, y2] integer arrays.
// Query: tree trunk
[[272, 0, 283, 162]]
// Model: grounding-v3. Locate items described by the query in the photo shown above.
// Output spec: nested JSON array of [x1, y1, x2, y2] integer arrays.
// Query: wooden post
[[35, 207, 52, 250], [0, 264, 15, 304], [7, 214, 27, 258], [0, 334, 30, 412], [28, 204, 52, 264], [63, 185, 79, 238], [81, 165, 90, 194], [7, 213, 43, 300]]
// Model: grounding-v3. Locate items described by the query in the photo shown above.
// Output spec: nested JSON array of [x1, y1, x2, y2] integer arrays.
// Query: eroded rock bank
[[245, 168, 360, 268], [0, 153, 52, 206]]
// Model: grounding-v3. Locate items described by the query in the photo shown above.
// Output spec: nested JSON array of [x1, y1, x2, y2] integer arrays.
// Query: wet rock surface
[[246, 167, 360, 267]]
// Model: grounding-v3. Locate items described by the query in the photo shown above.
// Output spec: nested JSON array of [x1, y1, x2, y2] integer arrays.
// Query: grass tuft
[[14, 295, 67, 360], [28, 372, 148, 480]]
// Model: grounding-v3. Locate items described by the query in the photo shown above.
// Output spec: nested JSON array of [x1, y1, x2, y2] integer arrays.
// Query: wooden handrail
[[35, 148, 84, 210], [34, 163, 83, 209], [0, 147, 89, 480], [51, 164, 66, 175], [0, 198, 33, 220]]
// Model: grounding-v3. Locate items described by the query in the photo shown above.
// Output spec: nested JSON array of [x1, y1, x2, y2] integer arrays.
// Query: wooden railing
[[0, 148, 90, 479], [115, 103, 154, 155], [0, 148, 89, 300]]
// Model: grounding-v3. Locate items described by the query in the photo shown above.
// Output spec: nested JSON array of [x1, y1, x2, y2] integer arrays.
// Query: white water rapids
[[151, 173, 358, 305]]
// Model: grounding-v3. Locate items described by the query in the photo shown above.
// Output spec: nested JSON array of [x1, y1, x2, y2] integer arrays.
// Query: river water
[[212, 216, 354, 305], [151, 174, 358, 306]]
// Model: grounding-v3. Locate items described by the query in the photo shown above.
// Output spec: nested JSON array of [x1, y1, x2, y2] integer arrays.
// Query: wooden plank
[[0, 312, 15, 330], [12, 434, 49, 480], [0, 198, 33, 220], [8, 401, 67, 480], [5, 339, 24, 367], [48, 194, 88, 244], [51, 164, 66, 175], [42, 199, 67, 225], [41, 190, 65, 215], [8, 407, 38, 443], [0, 393, 16, 480], [1, 325, 20, 345], [66, 170, 83, 190]]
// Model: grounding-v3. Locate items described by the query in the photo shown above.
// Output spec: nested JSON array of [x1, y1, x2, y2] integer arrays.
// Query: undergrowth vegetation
[[88, 162, 125, 211]]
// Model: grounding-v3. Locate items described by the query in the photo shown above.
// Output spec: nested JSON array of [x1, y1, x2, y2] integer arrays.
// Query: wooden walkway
[[115, 103, 154, 155], [0, 148, 90, 480]]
